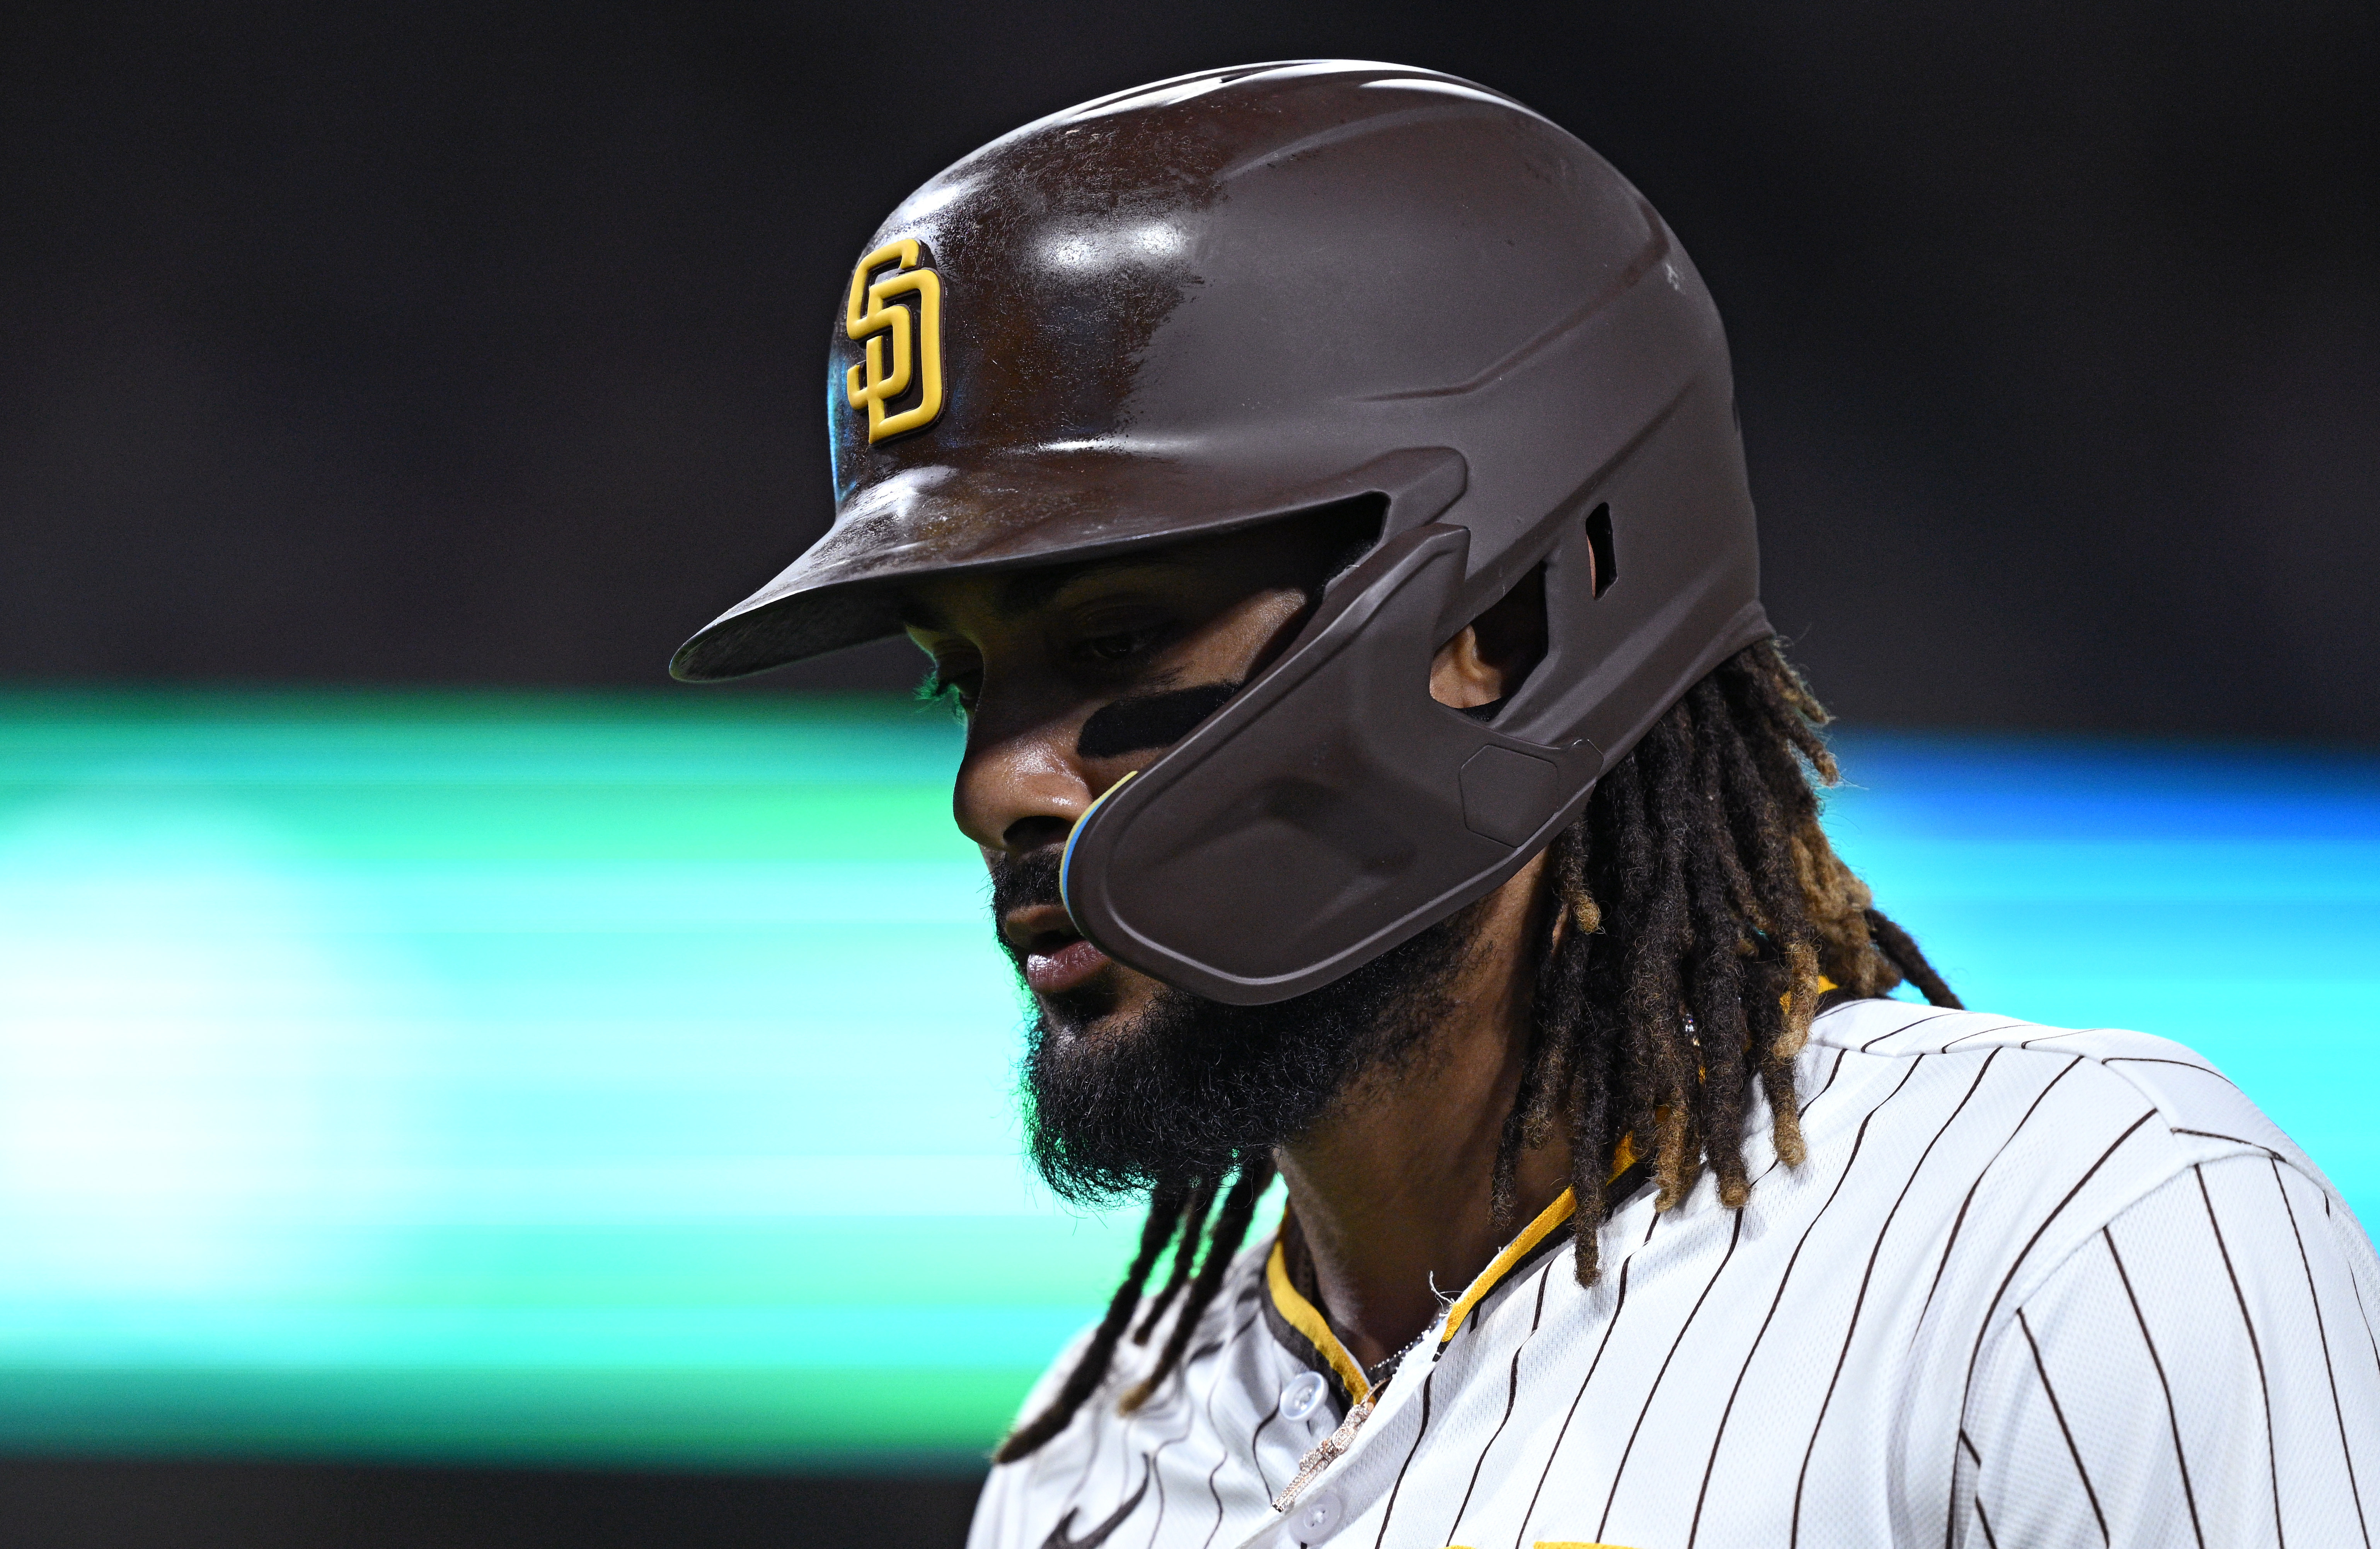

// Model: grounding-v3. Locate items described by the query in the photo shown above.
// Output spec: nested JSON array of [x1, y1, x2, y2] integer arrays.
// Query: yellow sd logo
[[843, 239, 944, 444]]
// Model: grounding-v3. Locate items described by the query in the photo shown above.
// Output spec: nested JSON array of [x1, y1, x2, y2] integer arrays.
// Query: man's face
[[898, 522, 1504, 1199], [903, 523, 1325, 1027]]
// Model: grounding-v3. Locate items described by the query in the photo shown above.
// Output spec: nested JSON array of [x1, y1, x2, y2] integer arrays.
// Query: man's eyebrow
[[993, 555, 1178, 617], [896, 555, 1186, 633]]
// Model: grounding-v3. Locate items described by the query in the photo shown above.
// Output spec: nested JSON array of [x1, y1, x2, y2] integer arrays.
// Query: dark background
[[3, 1, 2376, 738], [0, 3, 2372, 1545]]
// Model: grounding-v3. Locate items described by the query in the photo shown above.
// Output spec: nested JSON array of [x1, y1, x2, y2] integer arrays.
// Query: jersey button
[[1287, 1486, 1345, 1542], [1279, 1371, 1328, 1422]]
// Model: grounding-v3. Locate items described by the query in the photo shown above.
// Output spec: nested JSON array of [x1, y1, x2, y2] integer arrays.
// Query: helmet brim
[[668, 445, 1466, 681]]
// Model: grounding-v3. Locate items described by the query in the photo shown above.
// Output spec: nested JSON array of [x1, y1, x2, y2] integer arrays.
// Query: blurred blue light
[[0, 692, 2369, 1466]]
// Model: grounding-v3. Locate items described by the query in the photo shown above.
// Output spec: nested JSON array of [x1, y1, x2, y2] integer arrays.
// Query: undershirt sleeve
[[1954, 1152, 2380, 1548]]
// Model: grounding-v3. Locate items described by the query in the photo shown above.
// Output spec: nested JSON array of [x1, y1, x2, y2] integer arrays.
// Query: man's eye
[[1076, 627, 1160, 665]]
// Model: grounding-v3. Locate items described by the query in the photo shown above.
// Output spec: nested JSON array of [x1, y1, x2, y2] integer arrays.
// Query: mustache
[[985, 673, 1237, 976], [987, 847, 1066, 963]]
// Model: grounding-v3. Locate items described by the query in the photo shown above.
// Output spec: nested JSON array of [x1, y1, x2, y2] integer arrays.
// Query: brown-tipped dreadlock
[[993, 639, 1956, 1462], [1513, 639, 1960, 1284]]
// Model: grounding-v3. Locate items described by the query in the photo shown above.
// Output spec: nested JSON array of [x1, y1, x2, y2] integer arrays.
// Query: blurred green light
[[0, 689, 1135, 1468]]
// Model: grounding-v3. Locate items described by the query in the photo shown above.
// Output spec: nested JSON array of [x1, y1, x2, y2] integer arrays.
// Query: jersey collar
[[1260, 1138, 1649, 1413], [1256, 977, 1827, 1410]]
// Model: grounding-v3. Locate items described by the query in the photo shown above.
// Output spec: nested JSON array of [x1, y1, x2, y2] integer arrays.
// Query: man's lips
[[1003, 900, 1113, 994], [1024, 936, 1111, 994]]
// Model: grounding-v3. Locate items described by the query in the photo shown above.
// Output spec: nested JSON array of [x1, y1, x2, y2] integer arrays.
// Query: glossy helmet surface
[[673, 61, 1770, 1003]]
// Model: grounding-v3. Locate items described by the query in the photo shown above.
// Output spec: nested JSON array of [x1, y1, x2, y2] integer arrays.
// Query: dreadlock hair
[[991, 637, 1956, 1463], [1502, 637, 1961, 1281], [992, 1160, 1273, 1464]]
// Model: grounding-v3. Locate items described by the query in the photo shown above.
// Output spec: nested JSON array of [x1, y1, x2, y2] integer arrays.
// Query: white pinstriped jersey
[[968, 998, 2380, 1549]]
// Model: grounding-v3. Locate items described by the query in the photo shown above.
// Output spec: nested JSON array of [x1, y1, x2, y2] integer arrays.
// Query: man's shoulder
[[1801, 998, 2347, 1284], [1767, 997, 2380, 1406], [1813, 996, 2308, 1167]]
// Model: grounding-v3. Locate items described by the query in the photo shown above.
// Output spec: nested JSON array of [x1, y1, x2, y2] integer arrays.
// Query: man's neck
[[1270, 857, 1570, 1372]]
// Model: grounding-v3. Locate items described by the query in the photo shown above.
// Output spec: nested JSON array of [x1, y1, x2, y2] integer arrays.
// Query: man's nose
[[952, 715, 1092, 855]]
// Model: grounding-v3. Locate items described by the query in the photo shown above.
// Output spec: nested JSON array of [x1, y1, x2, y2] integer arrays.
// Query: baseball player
[[674, 62, 2380, 1549]]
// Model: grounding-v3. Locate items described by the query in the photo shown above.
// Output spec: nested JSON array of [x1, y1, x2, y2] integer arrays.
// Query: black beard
[[990, 849, 1481, 1205]]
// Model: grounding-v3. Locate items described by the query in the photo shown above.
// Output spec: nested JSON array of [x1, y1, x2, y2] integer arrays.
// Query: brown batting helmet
[[673, 61, 1770, 1004]]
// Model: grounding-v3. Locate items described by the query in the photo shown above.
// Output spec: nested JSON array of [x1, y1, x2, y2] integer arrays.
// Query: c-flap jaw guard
[[1059, 520, 1605, 1005]]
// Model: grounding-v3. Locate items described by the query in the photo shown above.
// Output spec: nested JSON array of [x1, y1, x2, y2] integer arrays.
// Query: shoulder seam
[[1816, 1011, 2289, 1166], [1990, 1142, 2291, 1338]]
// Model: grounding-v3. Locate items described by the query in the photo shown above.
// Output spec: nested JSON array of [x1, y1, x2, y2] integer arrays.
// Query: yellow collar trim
[[1265, 1235, 1371, 1406], [1438, 1183, 1580, 1347], [1439, 1128, 1642, 1348], [1264, 980, 1835, 1379], [1268, 1128, 1648, 1387]]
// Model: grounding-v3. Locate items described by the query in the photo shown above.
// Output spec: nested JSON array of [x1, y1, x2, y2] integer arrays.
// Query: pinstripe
[[2018, 1307, 2108, 1544], [2197, 1162, 2287, 1549], [1862, 1008, 1946, 1052], [1938, 1019, 2028, 1052], [2344, 1225, 2380, 1389], [2172, 1126, 2278, 1152], [1193, 1451, 1228, 1549], [1792, 1049, 2002, 1548], [1235, 1266, 1281, 1500], [1133, 1421, 1193, 1547], [1509, 1209, 1655, 1549], [1504, 1038, 1856, 1549], [1957, 1108, 2156, 1400], [1031, 1362, 1113, 1534], [1052, 1342, 1151, 1538], [1943, 1108, 2153, 1549], [1593, 1209, 1749, 1542], [1951, 1428, 1983, 1549], [1445, 1253, 1557, 1543], [2100, 1226, 2205, 1549], [1185, 1307, 1260, 1549], [1243, 1399, 1280, 1500], [2018, 1029, 2095, 1049], [1817, 1043, 1849, 1099], [968, 1004, 2380, 1549], [1368, 1363, 1434, 1547], [1136, 1331, 1231, 1549], [1689, 1056, 1930, 1547], [1914, 1055, 2086, 1339], [2271, 1158, 2370, 1548]]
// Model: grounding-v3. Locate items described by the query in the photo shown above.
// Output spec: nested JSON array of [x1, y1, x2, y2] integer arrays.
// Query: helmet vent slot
[[1584, 503, 1617, 598]]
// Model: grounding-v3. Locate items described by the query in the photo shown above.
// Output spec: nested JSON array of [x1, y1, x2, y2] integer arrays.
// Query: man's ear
[[1430, 564, 1549, 709]]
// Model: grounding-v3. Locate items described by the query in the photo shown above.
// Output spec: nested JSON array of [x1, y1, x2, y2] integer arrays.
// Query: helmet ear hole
[[1584, 503, 1617, 599], [1433, 561, 1549, 714]]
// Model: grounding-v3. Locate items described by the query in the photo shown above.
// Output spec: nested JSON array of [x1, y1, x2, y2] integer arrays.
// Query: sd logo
[[843, 239, 945, 443]]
